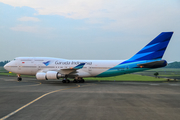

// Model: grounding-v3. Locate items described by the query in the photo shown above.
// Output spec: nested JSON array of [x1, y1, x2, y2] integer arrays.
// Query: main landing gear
[[73, 78, 85, 83], [17, 74, 22, 82], [62, 77, 85, 83], [62, 78, 70, 83]]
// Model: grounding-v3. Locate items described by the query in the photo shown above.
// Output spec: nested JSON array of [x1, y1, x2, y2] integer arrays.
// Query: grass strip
[[85, 74, 166, 81], [0, 73, 166, 81]]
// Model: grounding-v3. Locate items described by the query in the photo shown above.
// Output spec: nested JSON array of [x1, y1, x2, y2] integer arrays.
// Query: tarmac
[[0, 76, 180, 120]]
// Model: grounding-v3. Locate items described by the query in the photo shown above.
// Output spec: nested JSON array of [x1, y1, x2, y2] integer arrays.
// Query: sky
[[0, 0, 180, 62]]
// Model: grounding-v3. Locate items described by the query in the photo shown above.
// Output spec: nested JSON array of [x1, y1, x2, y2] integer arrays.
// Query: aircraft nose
[[4, 63, 10, 71]]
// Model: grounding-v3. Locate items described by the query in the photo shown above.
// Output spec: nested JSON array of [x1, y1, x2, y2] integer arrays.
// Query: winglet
[[73, 63, 86, 69]]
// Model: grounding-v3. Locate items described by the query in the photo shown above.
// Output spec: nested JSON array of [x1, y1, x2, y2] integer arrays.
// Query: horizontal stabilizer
[[138, 60, 167, 68]]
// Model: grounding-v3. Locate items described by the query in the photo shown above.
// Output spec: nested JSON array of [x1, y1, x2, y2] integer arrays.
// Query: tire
[[17, 78, 22, 81], [73, 79, 77, 83]]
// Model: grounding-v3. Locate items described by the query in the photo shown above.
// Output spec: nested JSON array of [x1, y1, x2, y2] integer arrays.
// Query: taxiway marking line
[[0, 82, 41, 89], [0, 84, 80, 120]]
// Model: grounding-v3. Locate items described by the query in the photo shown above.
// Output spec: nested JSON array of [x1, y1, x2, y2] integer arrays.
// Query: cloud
[[18, 16, 40, 22], [1, 0, 180, 33], [0, 0, 105, 19]]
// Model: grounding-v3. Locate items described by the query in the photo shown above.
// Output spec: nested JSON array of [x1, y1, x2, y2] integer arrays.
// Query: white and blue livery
[[4, 32, 174, 83]]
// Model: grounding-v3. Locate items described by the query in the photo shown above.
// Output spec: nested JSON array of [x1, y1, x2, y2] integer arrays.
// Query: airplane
[[4, 32, 173, 83]]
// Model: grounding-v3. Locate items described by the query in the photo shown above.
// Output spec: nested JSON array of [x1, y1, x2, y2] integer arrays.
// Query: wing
[[59, 63, 85, 74]]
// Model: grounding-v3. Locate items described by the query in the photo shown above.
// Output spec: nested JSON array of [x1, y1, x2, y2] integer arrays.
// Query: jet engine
[[36, 71, 65, 80], [36, 72, 47, 80], [46, 71, 59, 80]]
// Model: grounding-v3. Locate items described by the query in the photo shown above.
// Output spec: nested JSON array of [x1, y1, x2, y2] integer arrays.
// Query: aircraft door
[[37, 64, 41, 70], [88, 67, 92, 71], [17, 60, 22, 71]]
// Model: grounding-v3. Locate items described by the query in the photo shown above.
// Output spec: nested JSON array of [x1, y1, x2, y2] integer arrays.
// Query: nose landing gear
[[17, 74, 22, 81]]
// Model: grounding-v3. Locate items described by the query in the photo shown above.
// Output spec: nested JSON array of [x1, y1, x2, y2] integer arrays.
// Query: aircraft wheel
[[62, 80, 66, 83], [73, 79, 77, 83], [67, 80, 70, 83], [17, 77, 22, 81]]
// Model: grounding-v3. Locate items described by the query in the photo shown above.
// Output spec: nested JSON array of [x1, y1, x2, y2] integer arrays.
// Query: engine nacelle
[[46, 71, 59, 80], [36, 71, 65, 80], [36, 72, 47, 80]]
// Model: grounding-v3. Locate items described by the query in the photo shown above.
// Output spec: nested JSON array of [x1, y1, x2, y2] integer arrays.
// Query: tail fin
[[126, 32, 173, 62]]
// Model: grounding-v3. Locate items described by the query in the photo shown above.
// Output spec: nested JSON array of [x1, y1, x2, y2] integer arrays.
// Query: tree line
[[0, 61, 10, 66], [165, 61, 180, 68]]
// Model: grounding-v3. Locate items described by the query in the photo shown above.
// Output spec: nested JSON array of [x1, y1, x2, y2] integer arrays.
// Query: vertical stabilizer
[[126, 32, 173, 62]]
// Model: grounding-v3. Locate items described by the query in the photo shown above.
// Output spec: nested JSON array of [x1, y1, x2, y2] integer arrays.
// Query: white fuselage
[[4, 57, 125, 78]]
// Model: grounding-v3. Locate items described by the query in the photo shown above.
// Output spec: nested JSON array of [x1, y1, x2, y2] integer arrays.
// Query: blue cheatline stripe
[[96, 67, 150, 77]]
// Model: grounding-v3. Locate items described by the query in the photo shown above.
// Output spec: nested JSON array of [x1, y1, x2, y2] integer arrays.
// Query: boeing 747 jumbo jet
[[4, 32, 173, 83]]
